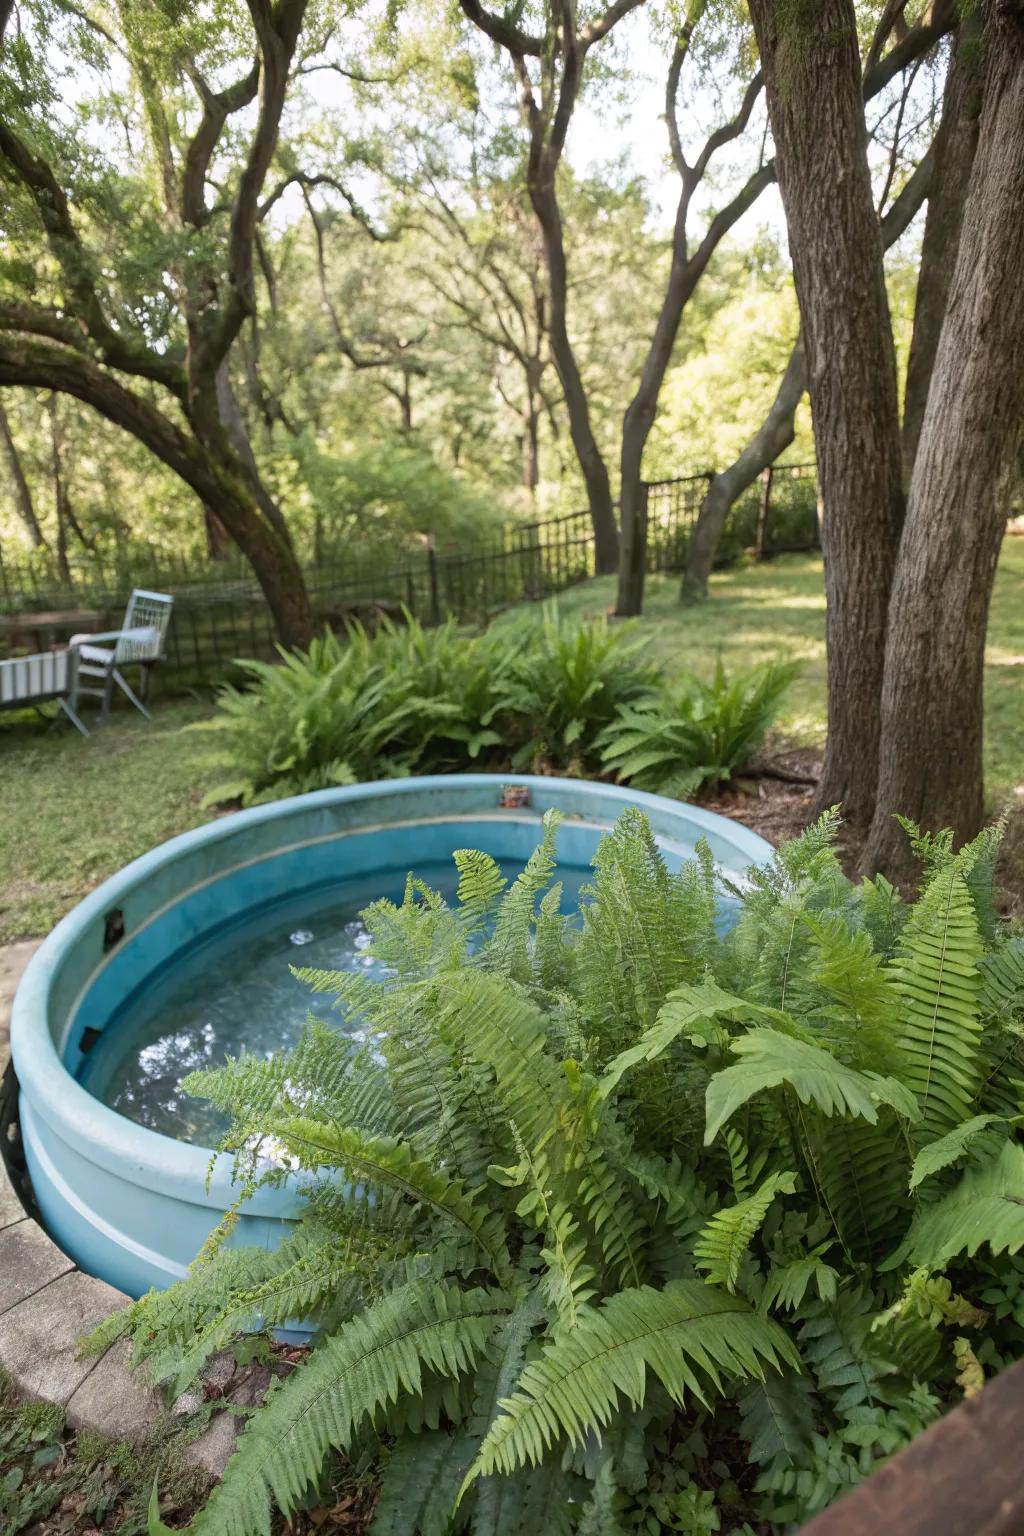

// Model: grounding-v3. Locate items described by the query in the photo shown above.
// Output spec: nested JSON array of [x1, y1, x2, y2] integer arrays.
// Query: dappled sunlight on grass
[[0, 542, 1020, 941], [526, 541, 1022, 799]]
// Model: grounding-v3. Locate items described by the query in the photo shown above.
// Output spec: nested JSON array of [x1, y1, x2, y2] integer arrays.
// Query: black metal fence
[[0, 464, 819, 687]]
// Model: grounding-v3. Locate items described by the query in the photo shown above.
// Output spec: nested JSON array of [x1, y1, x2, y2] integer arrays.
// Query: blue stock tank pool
[[10, 775, 773, 1300]]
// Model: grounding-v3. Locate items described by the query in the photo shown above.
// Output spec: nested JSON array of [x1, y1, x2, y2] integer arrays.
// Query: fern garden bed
[[85, 804, 1024, 1536]]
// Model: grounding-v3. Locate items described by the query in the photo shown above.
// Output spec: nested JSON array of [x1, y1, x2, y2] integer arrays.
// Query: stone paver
[[0, 1268, 128, 1404], [0, 1217, 74, 1313], [0, 938, 42, 1070], [184, 1412, 241, 1477], [65, 1338, 164, 1442], [0, 937, 240, 1478]]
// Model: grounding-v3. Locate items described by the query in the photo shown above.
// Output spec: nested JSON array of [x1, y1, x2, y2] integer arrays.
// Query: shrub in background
[[497, 603, 661, 772], [199, 629, 404, 806], [599, 658, 800, 797], [201, 609, 795, 807], [103, 811, 1024, 1534]]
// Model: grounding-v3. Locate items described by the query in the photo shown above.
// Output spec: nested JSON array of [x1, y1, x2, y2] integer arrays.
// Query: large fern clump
[[598, 657, 799, 797], [108, 808, 1024, 1534], [200, 607, 795, 806]]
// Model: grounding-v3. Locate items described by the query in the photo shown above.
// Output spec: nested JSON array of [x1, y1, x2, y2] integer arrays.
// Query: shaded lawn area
[[536, 536, 1024, 801], [1, 541, 1021, 942]]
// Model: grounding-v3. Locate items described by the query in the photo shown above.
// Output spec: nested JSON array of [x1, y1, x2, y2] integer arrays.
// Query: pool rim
[[11, 774, 773, 1214]]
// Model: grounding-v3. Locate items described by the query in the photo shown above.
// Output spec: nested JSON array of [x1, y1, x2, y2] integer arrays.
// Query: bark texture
[[529, 178, 619, 573], [864, 0, 1024, 883], [748, 0, 906, 826], [901, 15, 984, 484]]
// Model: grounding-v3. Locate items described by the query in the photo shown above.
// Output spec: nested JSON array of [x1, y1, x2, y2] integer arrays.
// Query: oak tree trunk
[[901, 15, 983, 484], [47, 395, 74, 582], [530, 183, 619, 574], [748, 0, 905, 826], [215, 362, 295, 552], [864, 0, 1024, 884], [0, 343, 315, 648]]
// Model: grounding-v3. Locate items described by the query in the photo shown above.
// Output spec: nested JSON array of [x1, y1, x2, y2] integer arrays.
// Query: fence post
[[427, 542, 441, 626], [755, 464, 773, 560]]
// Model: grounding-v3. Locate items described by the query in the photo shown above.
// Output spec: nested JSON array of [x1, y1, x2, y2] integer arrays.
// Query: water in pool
[[81, 894, 395, 1146], [80, 859, 590, 1147]]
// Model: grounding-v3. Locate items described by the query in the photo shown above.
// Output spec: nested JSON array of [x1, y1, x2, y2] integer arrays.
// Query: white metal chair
[[69, 589, 174, 724], [0, 648, 88, 734]]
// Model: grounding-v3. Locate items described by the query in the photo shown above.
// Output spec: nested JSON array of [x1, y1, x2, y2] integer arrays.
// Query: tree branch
[[189, 0, 309, 383], [181, 59, 261, 228], [579, 0, 646, 50], [0, 121, 188, 399], [457, 0, 545, 57]]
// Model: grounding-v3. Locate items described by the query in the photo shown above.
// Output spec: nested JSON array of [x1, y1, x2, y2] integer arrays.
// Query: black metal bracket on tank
[[0, 1060, 40, 1223], [103, 908, 125, 952]]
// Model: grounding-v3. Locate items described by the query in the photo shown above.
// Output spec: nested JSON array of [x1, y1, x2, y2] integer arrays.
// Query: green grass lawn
[[1, 540, 1021, 942], [533, 537, 1024, 800], [0, 700, 224, 941]]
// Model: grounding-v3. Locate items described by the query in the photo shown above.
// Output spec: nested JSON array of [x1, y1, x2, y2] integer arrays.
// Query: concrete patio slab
[[66, 1337, 164, 1442], [0, 1217, 75, 1314], [0, 1268, 127, 1404]]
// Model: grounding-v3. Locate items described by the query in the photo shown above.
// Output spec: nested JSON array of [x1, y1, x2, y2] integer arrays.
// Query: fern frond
[[798, 1289, 891, 1414], [723, 1127, 768, 1201], [694, 1171, 797, 1292], [808, 1114, 911, 1264], [573, 1143, 647, 1290], [273, 1119, 510, 1278], [463, 1281, 797, 1485], [494, 1146, 597, 1324], [908, 1114, 1007, 1191], [575, 809, 712, 1049], [483, 809, 562, 982], [891, 865, 984, 1146], [196, 1283, 509, 1536], [598, 979, 778, 1100], [704, 1029, 918, 1145], [370, 1430, 474, 1536], [886, 1139, 1024, 1271], [760, 1250, 838, 1314], [453, 848, 508, 922], [981, 937, 1024, 1024], [440, 971, 568, 1148], [738, 1371, 816, 1476]]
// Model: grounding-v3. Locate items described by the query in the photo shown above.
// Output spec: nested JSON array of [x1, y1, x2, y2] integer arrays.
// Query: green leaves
[[892, 865, 984, 1147], [598, 658, 799, 796], [598, 979, 777, 1098], [695, 1170, 798, 1292], [886, 1140, 1024, 1271], [115, 806, 1024, 1536], [464, 1281, 798, 1486], [908, 1114, 1006, 1190], [704, 1028, 918, 1144], [196, 1284, 509, 1536]]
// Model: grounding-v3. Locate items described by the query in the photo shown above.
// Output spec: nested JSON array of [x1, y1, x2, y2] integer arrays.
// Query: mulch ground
[[701, 749, 1024, 919]]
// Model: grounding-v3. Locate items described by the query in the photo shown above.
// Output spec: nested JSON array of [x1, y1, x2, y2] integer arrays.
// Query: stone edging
[[0, 1151, 237, 1478]]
